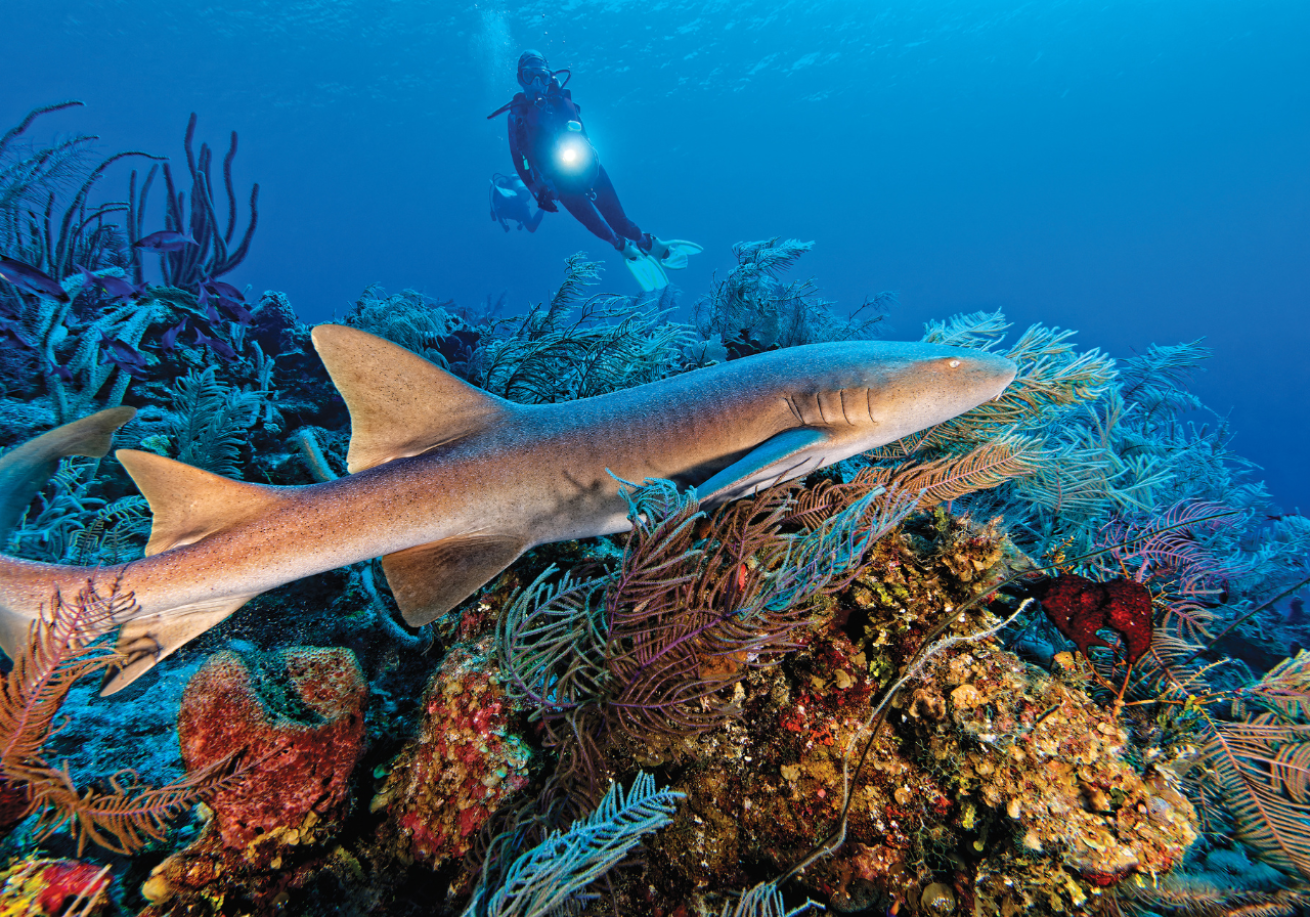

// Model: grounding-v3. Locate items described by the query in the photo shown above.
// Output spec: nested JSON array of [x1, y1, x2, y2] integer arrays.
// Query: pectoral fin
[[382, 535, 528, 626], [696, 427, 831, 505]]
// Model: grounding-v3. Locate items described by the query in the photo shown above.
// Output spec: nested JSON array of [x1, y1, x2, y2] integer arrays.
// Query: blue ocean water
[[2, 3, 1310, 913], [4, 0, 1307, 510]]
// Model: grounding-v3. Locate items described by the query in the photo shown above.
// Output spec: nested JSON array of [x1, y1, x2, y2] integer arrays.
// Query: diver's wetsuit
[[505, 84, 652, 253]]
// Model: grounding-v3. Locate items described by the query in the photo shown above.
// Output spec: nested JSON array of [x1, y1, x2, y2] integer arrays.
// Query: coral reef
[[593, 513, 1197, 915], [373, 638, 532, 871], [141, 647, 367, 913], [694, 237, 894, 354]]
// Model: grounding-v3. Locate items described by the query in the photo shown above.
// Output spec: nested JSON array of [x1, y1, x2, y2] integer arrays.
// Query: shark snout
[[967, 350, 1019, 400], [944, 349, 1018, 409], [859, 345, 1018, 440]]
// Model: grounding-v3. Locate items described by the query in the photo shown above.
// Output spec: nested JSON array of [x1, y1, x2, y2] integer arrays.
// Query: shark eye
[[948, 359, 961, 368]]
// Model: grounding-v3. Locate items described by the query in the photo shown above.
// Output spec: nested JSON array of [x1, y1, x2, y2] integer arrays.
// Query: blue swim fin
[[625, 252, 669, 291], [655, 239, 703, 270]]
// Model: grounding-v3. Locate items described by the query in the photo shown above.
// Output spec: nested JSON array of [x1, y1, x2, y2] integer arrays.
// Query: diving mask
[[521, 68, 551, 90]]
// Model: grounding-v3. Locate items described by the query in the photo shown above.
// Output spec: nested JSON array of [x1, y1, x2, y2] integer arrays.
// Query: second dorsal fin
[[116, 450, 284, 556], [311, 325, 513, 473]]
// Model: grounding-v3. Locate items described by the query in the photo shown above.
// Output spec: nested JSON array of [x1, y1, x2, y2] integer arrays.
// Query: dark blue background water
[[5, 1, 1308, 512]]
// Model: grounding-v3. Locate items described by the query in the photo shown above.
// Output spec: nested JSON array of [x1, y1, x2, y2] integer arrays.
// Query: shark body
[[0, 325, 1016, 693]]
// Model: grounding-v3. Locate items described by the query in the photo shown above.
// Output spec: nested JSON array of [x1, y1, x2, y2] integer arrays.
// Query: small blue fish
[[160, 320, 187, 354], [221, 299, 252, 325], [202, 279, 245, 303], [133, 230, 198, 253], [75, 264, 141, 302], [198, 286, 225, 322], [100, 336, 150, 376], [201, 280, 253, 325], [193, 329, 238, 361], [0, 255, 69, 303], [99, 274, 142, 301], [46, 360, 74, 383]]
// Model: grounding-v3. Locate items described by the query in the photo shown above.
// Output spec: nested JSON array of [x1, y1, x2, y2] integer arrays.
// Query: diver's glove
[[536, 191, 558, 213]]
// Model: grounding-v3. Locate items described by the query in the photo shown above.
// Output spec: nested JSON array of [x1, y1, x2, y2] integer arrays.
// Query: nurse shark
[[0, 325, 1016, 694]]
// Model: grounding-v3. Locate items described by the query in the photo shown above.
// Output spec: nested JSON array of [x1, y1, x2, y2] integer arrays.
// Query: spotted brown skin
[[0, 326, 1016, 694]]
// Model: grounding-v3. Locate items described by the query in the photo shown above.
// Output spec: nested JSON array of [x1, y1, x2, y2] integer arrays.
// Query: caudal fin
[[0, 557, 43, 663], [0, 409, 137, 664], [0, 407, 137, 542]]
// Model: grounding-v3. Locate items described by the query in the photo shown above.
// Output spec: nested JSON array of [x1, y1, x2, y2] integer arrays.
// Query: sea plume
[[0, 583, 245, 854]]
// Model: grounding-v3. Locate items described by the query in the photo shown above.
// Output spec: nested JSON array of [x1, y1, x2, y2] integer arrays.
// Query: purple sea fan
[[498, 476, 919, 764], [1096, 499, 1245, 598]]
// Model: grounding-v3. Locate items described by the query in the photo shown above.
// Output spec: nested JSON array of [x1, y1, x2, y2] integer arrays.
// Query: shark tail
[[0, 556, 57, 666], [0, 408, 140, 666], [0, 554, 143, 670], [0, 406, 138, 543]]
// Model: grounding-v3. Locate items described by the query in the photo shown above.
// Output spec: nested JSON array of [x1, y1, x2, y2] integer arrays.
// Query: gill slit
[[784, 395, 803, 425]]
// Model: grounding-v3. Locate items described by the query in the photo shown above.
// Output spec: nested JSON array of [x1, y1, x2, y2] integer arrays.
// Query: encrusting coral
[[0, 855, 109, 916], [576, 512, 1199, 915], [372, 638, 532, 871]]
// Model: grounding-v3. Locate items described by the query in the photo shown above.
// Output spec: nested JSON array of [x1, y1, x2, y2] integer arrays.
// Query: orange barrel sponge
[[177, 647, 368, 850]]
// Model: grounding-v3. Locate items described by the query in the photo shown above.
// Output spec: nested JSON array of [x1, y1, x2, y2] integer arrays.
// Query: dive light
[[556, 122, 595, 174]]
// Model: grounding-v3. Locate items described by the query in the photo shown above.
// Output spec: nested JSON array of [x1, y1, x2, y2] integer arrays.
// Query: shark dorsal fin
[[382, 534, 528, 626], [116, 450, 283, 556], [311, 324, 513, 474]]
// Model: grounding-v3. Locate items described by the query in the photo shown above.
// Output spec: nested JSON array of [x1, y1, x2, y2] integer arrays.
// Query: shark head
[[693, 341, 1019, 504], [844, 341, 1018, 447], [759, 339, 1017, 449]]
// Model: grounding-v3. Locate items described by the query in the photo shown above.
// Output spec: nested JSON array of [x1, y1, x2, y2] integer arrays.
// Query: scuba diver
[[489, 173, 545, 232], [487, 50, 700, 291]]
